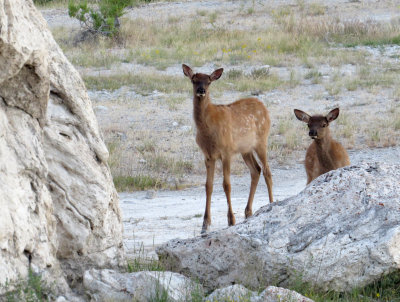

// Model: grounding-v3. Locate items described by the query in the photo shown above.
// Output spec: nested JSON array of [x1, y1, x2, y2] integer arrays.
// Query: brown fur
[[183, 64, 273, 233], [294, 108, 350, 184]]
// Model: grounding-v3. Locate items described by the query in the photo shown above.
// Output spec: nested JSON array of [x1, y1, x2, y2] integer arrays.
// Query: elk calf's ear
[[210, 68, 224, 81], [182, 64, 194, 79], [326, 108, 340, 123], [294, 109, 311, 123]]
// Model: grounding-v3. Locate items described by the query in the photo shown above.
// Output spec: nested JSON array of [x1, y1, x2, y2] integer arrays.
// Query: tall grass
[[290, 270, 400, 302], [1, 269, 51, 302]]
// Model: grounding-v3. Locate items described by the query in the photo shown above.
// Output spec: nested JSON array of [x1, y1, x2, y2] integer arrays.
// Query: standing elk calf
[[294, 108, 350, 184], [182, 64, 273, 234]]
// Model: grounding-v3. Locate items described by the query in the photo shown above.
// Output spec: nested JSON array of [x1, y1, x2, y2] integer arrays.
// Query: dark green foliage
[[33, 0, 54, 4], [68, 0, 134, 36]]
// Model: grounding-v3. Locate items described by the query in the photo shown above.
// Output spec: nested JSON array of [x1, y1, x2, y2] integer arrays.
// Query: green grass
[[127, 255, 165, 273], [304, 69, 322, 84], [144, 153, 194, 176], [113, 175, 164, 191], [34, 0, 153, 8], [1, 269, 51, 302], [274, 13, 400, 48], [290, 270, 400, 302], [70, 49, 122, 68]]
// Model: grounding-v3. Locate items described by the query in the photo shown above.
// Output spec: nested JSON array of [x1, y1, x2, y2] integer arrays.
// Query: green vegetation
[[83, 73, 191, 93], [2, 269, 51, 302], [2, 267, 400, 301], [290, 270, 400, 302], [68, 0, 135, 36], [113, 175, 163, 191], [127, 257, 165, 273], [83, 70, 282, 94], [273, 10, 400, 48], [144, 154, 194, 176]]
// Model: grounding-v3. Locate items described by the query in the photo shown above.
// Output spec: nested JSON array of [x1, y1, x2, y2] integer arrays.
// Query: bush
[[68, 0, 134, 36], [33, 0, 54, 4]]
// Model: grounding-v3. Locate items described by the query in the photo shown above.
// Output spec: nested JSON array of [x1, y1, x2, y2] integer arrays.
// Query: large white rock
[[206, 285, 313, 302], [157, 163, 400, 292], [83, 269, 203, 302], [205, 284, 258, 301], [0, 0, 123, 293]]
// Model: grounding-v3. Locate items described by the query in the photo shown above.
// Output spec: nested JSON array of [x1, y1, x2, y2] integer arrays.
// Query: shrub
[[68, 0, 134, 36]]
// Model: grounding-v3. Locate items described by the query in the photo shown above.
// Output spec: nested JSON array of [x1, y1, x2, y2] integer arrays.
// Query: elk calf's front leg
[[202, 158, 215, 234]]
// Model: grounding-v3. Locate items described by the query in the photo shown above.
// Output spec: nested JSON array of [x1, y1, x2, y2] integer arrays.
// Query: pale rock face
[[206, 285, 314, 302], [259, 286, 314, 302], [83, 269, 203, 302], [0, 0, 123, 292], [205, 284, 258, 301], [157, 163, 400, 292]]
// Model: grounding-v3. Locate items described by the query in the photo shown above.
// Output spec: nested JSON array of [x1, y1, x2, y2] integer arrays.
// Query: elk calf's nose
[[309, 130, 317, 136], [197, 88, 205, 94]]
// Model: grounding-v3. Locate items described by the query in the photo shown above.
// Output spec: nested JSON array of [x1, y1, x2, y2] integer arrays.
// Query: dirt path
[[121, 146, 400, 258]]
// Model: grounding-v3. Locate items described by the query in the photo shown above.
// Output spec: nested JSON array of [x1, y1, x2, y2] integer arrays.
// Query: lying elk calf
[[182, 64, 273, 234], [294, 108, 350, 184]]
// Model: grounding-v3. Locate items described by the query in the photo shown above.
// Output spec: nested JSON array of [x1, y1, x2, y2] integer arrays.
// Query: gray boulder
[[157, 163, 400, 292]]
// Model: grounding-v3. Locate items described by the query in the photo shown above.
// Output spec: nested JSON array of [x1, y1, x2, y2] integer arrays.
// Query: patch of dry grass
[[274, 12, 400, 47], [83, 68, 284, 94], [83, 73, 191, 93]]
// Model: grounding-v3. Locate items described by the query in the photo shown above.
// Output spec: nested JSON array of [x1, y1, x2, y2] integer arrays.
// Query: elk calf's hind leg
[[255, 147, 274, 203], [222, 157, 235, 226], [242, 153, 261, 218]]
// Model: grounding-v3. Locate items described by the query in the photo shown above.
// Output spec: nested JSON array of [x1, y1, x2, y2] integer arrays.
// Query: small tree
[[68, 0, 134, 36]]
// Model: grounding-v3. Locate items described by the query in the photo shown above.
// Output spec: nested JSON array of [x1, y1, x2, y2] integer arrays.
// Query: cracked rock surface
[[157, 163, 400, 292], [0, 0, 123, 293]]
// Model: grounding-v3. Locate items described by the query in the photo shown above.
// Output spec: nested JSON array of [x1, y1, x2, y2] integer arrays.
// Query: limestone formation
[[0, 0, 123, 293], [157, 163, 400, 292]]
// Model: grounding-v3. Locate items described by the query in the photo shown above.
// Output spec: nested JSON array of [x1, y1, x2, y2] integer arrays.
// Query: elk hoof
[[228, 214, 236, 226], [201, 220, 210, 234], [245, 208, 252, 218]]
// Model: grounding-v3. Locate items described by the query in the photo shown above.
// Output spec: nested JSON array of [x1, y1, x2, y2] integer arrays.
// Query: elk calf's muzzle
[[196, 88, 206, 96], [309, 130, 317, 138]]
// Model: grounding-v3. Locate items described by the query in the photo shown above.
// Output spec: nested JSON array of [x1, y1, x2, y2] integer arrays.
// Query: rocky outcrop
[[0, 0, 123, 293], [157, 163, 400, 292], [82, 270, 312, 302], [206, 285, 313, 302], [83, 269, 202, 302]]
